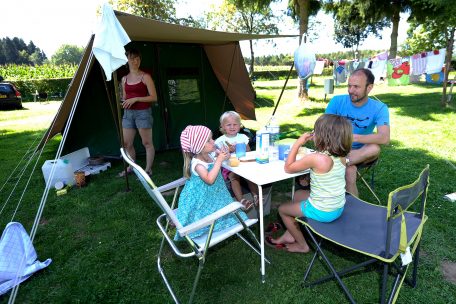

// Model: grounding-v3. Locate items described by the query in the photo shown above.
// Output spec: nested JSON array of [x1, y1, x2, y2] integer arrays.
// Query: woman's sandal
[[265, 222, 283, 235], [240, 198, 254, 210]]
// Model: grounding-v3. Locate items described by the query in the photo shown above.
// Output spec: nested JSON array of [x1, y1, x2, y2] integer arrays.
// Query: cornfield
[[0, 64, 77, 81]]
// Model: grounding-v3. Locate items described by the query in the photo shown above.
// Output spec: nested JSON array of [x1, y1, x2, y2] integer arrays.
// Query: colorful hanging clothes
[[387, 60, 410, 86], [375, 51, 388, 60], [426, 69, 444, 84], [425, 48, 446, 74], [367, 59, 387, 82], [333, 61, 347, 85], [411, 54, 427, 75]]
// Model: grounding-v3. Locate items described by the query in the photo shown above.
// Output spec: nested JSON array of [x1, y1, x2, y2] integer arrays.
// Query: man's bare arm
[[353, 125, 390, 145]]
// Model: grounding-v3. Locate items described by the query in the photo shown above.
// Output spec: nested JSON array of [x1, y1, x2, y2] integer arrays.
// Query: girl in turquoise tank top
[[267, 114, 353, 253]]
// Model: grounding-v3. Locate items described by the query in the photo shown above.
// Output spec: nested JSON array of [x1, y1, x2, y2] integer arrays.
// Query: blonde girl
[[215, 111, 259, 210], [267, 114, 353, 253]]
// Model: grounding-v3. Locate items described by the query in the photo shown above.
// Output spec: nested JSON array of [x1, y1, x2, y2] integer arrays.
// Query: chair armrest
[[178, 201, 243, 237], [156, 177, 187, 193]]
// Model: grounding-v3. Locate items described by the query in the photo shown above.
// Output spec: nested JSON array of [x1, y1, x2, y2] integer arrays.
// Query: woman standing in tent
[[119, 48, 157, 177]]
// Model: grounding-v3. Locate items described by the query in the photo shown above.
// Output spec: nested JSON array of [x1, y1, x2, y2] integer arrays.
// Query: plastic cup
[[279, 144, 290, 160], [235, 142, 247, 158]]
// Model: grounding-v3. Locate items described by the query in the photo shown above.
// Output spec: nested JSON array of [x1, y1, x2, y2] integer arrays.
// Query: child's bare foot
[[285, 242, 310, 253], [272, 230, 295, 244]]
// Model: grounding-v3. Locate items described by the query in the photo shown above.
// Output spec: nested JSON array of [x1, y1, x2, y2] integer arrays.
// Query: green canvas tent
[[39, 11, 296, 157]]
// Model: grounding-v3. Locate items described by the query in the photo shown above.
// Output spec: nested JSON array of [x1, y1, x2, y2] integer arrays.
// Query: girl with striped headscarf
[[175, 125, 248, 240]]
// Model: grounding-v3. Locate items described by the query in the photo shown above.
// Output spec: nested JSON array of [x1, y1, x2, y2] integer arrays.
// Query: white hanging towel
[[313, 60, 325, 75], [93, 3, 131, 81], [0, 222, 52, 295], [425, 48, 446, 74]]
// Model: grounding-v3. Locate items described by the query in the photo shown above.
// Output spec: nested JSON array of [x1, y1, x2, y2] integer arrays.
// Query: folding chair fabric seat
[[299, 194, 425, 262]]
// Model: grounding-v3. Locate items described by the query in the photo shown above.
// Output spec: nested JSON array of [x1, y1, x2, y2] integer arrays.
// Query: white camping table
[[223, 151, 308, 282]]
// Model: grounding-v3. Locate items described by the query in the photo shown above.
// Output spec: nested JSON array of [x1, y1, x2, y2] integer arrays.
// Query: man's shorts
[[300, 199, 344, 223], [122, 108, 152, 129]]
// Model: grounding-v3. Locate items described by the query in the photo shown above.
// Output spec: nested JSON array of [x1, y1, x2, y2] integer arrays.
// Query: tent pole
[[272, 62, 294, 117], [112, 71, 130, 191]]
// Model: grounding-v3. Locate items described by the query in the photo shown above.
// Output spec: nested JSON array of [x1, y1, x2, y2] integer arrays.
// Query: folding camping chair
[[297, 165, 429, 304], [120, 148, 266, 304]]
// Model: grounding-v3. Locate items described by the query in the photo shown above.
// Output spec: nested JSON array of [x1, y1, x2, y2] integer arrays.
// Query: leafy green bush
[[13, 78, 72, 100]]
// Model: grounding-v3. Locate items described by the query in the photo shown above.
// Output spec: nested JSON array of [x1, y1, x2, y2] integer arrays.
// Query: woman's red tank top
[[124, 73, 150, 110]]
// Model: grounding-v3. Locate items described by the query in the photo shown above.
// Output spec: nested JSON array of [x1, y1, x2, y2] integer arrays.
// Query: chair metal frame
[[120, 148, 267, 304], [357, 158, 381, 204], [297, 165, 429, 304]]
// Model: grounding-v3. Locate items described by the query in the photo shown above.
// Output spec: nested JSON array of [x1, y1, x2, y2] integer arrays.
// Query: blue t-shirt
[[325, 95, 389, 149]]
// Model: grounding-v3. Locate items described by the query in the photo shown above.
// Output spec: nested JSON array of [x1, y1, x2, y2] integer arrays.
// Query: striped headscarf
[[180, 125, 211, 154]]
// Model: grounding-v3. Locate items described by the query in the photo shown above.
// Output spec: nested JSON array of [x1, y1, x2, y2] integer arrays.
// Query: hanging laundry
[[93, 3, 131, 81], [387, 60, 410, 86], [354, 61, 365, 70], [411, 53, 427, 75], [426, 68, 444, 84], [389, 58, 402, 68], [375, 51, 388, 61], [313, 60, 325, 75], [367, 59, 387, 82], [425, 48, 446, 74], [333, 61, 347, 85]]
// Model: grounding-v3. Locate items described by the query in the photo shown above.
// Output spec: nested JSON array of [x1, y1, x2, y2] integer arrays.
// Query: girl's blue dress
[[175, 157, 248, 240]]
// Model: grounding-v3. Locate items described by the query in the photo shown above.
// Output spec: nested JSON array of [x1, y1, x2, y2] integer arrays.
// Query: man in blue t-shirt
[[325, 68, 390, 197]]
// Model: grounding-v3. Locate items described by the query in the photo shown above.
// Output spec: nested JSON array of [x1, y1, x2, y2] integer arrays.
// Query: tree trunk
[[388, 1, 400, 59], [297, 0, 310, 101], [441, 26, 455, 107], [249, 39, 254, 76]]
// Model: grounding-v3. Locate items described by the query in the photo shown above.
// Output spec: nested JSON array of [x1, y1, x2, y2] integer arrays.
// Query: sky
[[0, 0, 409, 59]]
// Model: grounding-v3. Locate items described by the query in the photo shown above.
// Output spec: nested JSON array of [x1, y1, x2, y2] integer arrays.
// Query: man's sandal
[[240, 198, 254, 210]]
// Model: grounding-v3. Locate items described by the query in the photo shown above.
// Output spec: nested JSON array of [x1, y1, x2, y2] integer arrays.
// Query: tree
[[109, 0, 176, 22], [326, 1, 388, 57], [325, 0, 421, 60], [0, 37, 47, 65], [206, 0, 280, 75], [410, 0, 456, 106], [287, 0, 321, 100], [51, 45, 84, 65], [401, 20, 447, 56]]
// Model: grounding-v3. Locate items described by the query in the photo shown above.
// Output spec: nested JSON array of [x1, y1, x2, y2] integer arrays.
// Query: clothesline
[[319, 48, 447, 86]]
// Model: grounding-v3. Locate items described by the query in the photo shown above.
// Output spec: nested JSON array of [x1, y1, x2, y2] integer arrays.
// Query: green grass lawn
[[0, 78, 455, 303]]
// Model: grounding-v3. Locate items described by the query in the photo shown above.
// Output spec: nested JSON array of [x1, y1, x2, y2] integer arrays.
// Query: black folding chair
[[357, 158, 381, 203], [297, 165, 429, 303]]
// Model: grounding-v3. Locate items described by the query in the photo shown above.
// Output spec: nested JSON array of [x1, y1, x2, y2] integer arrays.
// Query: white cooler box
[[42, 147, 111, 188]]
